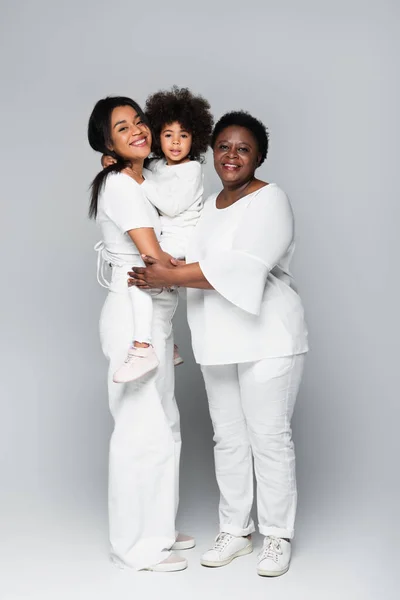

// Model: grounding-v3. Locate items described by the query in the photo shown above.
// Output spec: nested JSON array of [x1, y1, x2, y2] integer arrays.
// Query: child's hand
[[101, 154, 117, 169]]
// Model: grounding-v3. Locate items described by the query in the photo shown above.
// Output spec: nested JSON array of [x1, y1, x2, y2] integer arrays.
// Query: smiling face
[[160, 121, 193, 165], [213, 125, 261, 187], [109, 105, 152, 162]]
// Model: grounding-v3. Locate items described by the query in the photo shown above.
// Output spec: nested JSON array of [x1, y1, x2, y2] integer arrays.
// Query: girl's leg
[[128, 284, 153, 344], [201, 364, 255, 536], [112, 286, 158, 383], [238, 354, 306, 539], [160, 236, 186, 366], [99, 290, 179, 570]]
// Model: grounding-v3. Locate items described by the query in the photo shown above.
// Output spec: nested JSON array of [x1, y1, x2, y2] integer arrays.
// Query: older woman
[[130, 111, 308, 577], [88, 96, 193, 572]]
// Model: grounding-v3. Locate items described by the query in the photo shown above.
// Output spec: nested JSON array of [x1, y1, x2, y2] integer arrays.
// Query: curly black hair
[[145, 86, 214, 162], [211, 111, 269, 165]]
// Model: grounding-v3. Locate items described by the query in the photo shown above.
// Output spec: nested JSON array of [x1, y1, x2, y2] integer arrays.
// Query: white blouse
[[186, 184, 309, 365]]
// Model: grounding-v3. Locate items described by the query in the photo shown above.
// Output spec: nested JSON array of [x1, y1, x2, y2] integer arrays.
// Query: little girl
[[107, 87, 213, 383]]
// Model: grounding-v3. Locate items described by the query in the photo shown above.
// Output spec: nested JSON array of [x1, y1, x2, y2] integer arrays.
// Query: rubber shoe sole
[[172, 538, 196, 551], [257, 563, 290, 577], [146, 558, 188, 572], [201, 543, 253, 567]]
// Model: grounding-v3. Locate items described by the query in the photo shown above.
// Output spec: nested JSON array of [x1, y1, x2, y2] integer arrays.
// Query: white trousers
[[201, 354, 305, 539], [99, 264, 181, 570]]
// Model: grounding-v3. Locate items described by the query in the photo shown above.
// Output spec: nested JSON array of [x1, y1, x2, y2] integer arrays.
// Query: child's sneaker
[[113, 345, 159, 383], [173, 344, 184, 366]]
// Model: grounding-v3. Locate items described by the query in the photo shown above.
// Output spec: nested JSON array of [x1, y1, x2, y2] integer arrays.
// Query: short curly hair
[[211, 111, 269, 165], [145, 86, 214, 162]]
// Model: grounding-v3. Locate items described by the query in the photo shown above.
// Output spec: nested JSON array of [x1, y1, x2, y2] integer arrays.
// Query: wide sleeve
[[142, 161, 203, 217], [102, 173, 154, 233], [199, 186, 294, 315]]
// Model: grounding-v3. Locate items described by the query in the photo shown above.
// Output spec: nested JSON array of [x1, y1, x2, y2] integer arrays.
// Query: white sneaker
[[146, 552, 188, 572], [200, 533, 252, 567], [172, 533, 195, 550], [257, 536, 291, 577], [113, 345, 159, 383]]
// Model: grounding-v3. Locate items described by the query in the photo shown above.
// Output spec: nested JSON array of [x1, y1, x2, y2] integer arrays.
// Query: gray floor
[[2, 310, 396, 599], [2, 482, 393, 600]]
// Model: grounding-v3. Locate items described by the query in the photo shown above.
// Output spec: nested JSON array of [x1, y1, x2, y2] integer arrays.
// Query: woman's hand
[[128, 255, 176, 289], [170, 258, 186, 267]]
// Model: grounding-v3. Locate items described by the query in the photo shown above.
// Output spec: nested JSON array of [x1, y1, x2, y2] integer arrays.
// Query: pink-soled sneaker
[[145, 553, 188, 572], [113, 345, 159, 383]]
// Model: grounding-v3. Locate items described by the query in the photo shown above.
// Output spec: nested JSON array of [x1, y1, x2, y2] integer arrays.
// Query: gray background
[[1, 0, 398, 598]]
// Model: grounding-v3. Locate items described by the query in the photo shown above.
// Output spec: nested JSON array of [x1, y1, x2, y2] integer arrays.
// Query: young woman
[[129, 111, 309, 577], [88, 96, 193, 572], [105, 86, 213, 384]]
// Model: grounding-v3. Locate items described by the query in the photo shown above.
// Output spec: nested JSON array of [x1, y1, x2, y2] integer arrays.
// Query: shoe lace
[[259, 536, 282, 563], [213, 533, 233, 552]]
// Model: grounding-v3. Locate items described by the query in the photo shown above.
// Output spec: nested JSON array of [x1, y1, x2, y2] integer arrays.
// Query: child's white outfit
[[129, 159, 203, 335], [113, 159, 203, 382], [143, 158, 204, 259]]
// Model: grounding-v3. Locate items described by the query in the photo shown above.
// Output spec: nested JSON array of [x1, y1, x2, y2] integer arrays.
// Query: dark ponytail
[[88, 156, 128, 219], [87, 96, 150, 219]]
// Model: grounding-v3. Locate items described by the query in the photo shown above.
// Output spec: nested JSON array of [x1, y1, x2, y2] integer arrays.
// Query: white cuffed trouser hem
[[220, 523, 256, 537], [259, 526, 294, 539]]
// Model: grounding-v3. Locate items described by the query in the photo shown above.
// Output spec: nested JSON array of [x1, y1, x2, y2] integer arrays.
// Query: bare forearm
[[168, 262, 214, 289], [127, 228, 170, 262]]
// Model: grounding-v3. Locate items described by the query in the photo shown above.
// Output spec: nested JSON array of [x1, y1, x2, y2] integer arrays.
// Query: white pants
[[99, 264, 181, 570], [128, 285, 155, 345], [127, 235, 187, 345], [201, 354, 305, 539]]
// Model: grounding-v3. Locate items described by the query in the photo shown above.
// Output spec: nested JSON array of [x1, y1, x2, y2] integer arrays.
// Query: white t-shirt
[[186, 184, 309, 365], [96, 171, 161, 266], [142, 159, 203, 237]]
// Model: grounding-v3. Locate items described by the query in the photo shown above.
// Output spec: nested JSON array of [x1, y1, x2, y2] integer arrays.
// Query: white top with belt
[[186, 184, 309, 365], [94, 171, 161, 288]]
